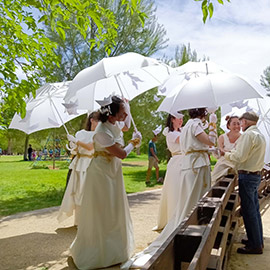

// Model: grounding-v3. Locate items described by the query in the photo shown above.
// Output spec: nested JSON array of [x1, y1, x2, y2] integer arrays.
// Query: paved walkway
[[1, 189, 270, 270]]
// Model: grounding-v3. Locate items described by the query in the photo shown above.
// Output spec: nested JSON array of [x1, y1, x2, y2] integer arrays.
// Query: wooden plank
[[184, 204, 223, 270]]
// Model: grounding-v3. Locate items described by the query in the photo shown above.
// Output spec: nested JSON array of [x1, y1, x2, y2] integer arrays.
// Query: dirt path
[[1, 189, 270, 270], [0, 189, 161, 270]]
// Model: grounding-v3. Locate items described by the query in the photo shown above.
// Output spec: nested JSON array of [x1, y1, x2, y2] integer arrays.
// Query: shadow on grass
[[0, 188, 65, 217], [124, 168, 166, 183], [122, 163, 143, 167]]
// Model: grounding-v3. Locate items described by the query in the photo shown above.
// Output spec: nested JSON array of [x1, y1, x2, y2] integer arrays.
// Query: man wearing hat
[[222, 111, 266, 254], [146, 125, 163, 186]]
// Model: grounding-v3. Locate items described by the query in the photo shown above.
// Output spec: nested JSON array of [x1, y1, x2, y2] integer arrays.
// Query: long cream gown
[[70, 121, 134, 270], [211, 133, 239, 182], [127, 118, 211, 269], [57, 130, 94, 225], [154, 127, 183, 230]]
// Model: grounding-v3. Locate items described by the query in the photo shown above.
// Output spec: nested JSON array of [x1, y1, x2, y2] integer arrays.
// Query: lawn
[[0, 154, 166, 217]]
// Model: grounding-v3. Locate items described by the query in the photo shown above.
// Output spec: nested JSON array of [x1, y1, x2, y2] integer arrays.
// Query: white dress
[[70, 121, 134, 270], [57, 130, 94, 225], [211, 133, 239, 182], [154, 127, 183, 230], [127, 119, 211, 269]]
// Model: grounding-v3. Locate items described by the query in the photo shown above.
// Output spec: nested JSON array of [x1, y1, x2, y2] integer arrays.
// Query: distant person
[[28, 144, 33, 161], [212, 115, 241, 182], [146, 125, 163, 186], [43, 147, 48, 160], [37, 150, 43, 161], [221, 111, 265, 254], [0, 147, 2, 155]]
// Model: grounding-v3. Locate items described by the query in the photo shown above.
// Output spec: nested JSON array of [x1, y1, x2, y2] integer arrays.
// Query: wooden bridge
[[138, 166, 270, 270]]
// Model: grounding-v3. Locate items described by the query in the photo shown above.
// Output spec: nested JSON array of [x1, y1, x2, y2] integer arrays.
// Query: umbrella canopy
[[9, 82, 87, 134], [158, 61, 228, 96], [221, 96, 270, 164], [64, 52, 172, 112], [157, 61, 265, 114]]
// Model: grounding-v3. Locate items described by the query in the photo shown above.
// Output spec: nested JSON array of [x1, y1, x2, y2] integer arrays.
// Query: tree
[[42, 0, 168, 82], [0, 0, 146, 123], [260, 66, 270, 94], [195, 0, 231, 23]]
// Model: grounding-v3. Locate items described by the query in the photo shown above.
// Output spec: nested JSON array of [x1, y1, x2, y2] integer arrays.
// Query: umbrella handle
[[50, 97, 69, 135], [130, 113, 138, 132]]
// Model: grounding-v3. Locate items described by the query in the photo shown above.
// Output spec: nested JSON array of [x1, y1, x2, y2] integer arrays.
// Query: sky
[[153, 0, 270, 84]]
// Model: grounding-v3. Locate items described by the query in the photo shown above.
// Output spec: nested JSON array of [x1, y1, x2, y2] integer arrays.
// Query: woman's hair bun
[[225, 115, 230, 121]]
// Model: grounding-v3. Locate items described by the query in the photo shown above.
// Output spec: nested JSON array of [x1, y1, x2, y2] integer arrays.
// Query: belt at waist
[[172, 152, 182, 156], [238, 170, 261, 175]]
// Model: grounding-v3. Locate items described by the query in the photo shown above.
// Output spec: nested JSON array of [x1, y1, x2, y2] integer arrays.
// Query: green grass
[[0, 153, 215, 217], [0, 154, 165, 217]]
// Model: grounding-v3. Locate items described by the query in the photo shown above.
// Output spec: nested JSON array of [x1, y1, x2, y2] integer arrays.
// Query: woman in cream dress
[[57, 112, 99, 225], [212, 115, 241, 182], [70, 96, 141, 270], [128, 108, 214, 269], [154, 112, 183, 230]]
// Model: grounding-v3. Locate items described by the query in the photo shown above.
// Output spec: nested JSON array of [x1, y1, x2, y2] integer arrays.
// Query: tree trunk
[[24, 134, 29, 160], [7, 137, 12, 155]]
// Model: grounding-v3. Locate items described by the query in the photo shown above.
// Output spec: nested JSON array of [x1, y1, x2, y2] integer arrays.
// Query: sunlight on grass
[[0, 154, 165, 216]]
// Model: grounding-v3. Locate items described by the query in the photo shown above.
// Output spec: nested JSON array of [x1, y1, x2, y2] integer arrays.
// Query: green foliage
[[194, 0, 231, 23], [260, 66, 270, 94], [42, 0, 167, 82], [0, 0, 146, 123], [0, 0, 58, 121]]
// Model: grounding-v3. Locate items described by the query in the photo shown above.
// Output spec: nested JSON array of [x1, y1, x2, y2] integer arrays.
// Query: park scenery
[[1, 1, 270, 270]]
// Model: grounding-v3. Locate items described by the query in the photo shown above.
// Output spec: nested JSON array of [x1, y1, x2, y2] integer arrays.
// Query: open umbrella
[[157, 62, 265, 114], [9, 82, 87, 134], [64, 52, 171, 115], [158, 61, 228, 96], [221, 96, 270, 163]]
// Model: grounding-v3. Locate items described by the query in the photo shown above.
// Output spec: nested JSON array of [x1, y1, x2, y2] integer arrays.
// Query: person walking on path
[[154, 112, 183, 230], [221, 111, 266, 254], [146, 125, 163, 186], [70, 95, 142, 270]]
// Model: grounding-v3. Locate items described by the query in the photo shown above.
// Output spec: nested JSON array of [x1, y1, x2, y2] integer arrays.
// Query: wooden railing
[[139, 166, 270, 270]]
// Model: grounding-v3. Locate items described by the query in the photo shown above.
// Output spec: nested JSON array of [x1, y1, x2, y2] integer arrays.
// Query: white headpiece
[[171, 111, 184, 119], [95, 94, 113, 107], [152, 125, 162, 136]]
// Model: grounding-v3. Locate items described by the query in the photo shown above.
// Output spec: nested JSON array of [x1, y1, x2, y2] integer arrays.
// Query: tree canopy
[[43, 0, 168, 82], [0, 0, 146, 123]]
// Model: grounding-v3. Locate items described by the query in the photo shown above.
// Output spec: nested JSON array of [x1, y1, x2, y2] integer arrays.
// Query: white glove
[[131, 131, 142, 148], [67, 134, 78, 143], [132, 131, 142, 140]]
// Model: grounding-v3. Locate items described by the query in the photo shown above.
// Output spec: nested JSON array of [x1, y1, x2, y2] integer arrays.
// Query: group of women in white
[[57, 95, 241, 270]]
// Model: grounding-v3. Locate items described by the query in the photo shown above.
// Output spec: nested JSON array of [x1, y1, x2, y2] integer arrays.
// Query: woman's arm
[[217, 135, 225, 152], [76, 141, 94, 151], [106, 144, 127, 159], [196, 131, 215, 147]]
